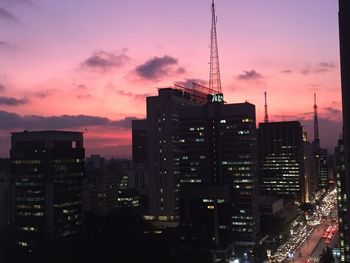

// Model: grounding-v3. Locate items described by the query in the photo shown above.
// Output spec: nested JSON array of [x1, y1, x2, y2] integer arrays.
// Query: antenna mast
[[209, 0, 222, 93], [264, 91, 269, 123], [313, 92, 320, 146]]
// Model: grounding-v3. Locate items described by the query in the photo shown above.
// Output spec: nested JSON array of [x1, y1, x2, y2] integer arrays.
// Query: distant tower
[[209, 0, 222, 93], [264, 91, 269, 123], [313, 92, 320, 146]]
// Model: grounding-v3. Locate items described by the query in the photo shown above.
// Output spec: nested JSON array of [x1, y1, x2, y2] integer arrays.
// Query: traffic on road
[[268, 189, 338, 263]]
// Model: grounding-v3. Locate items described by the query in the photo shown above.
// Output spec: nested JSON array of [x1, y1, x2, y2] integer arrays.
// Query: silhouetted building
[[304, 139, 319, 201], [180, 184, 232, 254], [83, 155, 119, 215], [336, 138, 347, 261], [0, 158, 10, 228], [83, 157, 142, 216], [178, 102, 259, 245], [132, 120, 147, 165], [113, 159, 141, 209], [10, 130, 85, 251], [258, 121, 308, 203], [131, 120, 149, 212], [144, 88, 202, 223], [313, 147, 329, 189], [133, 87, 261, 261], [339, 1, 350, 261], [328, 154, 336, 187]]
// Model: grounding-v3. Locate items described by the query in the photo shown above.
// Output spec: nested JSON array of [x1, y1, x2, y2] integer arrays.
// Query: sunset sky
[[0, 0, 342, 157]]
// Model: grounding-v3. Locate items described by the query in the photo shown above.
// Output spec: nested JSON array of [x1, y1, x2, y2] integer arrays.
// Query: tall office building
[[178, 101, 259, 245], [131, 120, 149, 210], [10, 131, 85, 251], [84, 157, 142, 215], [132, 120, 147, 165], [144, 88, 202, 222], [83, 155, 119, 215], [258, 121, 308, 203], [338, 1, 350, 261], [180, 183, 232, 259], [303, 140, 316, 201], [335, 138, 347, 261], [133, 87, 260, 259], [313, 148, 329, 189], [0, 158, 10, 228], [312, 93, 329, 190]]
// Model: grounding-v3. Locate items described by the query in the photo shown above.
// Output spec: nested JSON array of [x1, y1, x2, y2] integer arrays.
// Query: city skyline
[[0, 0, 341, 157]]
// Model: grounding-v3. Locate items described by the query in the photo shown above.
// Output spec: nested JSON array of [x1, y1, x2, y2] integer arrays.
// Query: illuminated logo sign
[[210, 93, 224, 103]]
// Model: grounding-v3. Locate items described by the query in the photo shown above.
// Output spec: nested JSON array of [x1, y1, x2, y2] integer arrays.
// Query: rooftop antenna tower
[[264, 91, 269, 123], [209, 0, 222, 93], [313, 92, 320, 146]]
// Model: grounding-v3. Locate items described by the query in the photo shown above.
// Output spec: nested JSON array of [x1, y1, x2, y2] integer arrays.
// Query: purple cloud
[[110, 117, 138, 129], [301, 62, 337, 75], [34, 89, 57, 98], [175, 78, 208, 88], [0, 96, 28, 106], [115, 89, 151, 100], [0, 7, 16, 21], [82, 50, 130, 71], [236, 70, 264, 81], [324, 107, 341, 115], [0, 110, 137, 130], [319, 62, 336, 69], [0, 41, 15, 50], [135, 55, 185, 81]]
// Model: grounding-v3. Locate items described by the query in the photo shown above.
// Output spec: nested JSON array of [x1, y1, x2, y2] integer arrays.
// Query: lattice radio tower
[[313, 92, 320, 145], [209, 0, 222, 93], [264, 92, 269, 123]]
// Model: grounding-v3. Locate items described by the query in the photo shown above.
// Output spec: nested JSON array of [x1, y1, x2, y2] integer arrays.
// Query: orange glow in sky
[[0, 0, 342, 157]]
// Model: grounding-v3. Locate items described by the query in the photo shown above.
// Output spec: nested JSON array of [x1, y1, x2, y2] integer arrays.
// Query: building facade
[[133, 88, 260, 246], [131, 120, 149, 211], [0, 158, 10, 228], [339, 1, 350, 261], [314, 147, 329, 189], [83, 155, 118, 215], [83, 157, 141, 215], [179, 184, 232, 256], [303, 130, 318, 198], [178, 102, 259, 244], [144, 88, 201, 222], [335, 139, 347, 261], [258, 121, 308, 202], [132, 120, 147, 165], [10, 131, 85, 251]]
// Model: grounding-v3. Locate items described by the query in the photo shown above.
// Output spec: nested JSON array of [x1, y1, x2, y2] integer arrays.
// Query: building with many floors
[[258, 121, 309, 203], [178, 101, 259, 245], [10, 130, 85, 251], [339, 1, 350, 261]]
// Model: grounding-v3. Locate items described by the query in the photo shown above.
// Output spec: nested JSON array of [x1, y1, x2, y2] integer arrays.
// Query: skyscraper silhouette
[[338, 1, 350, 261], [10, 131, 85, 252], [258, 121, 308, 202]]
